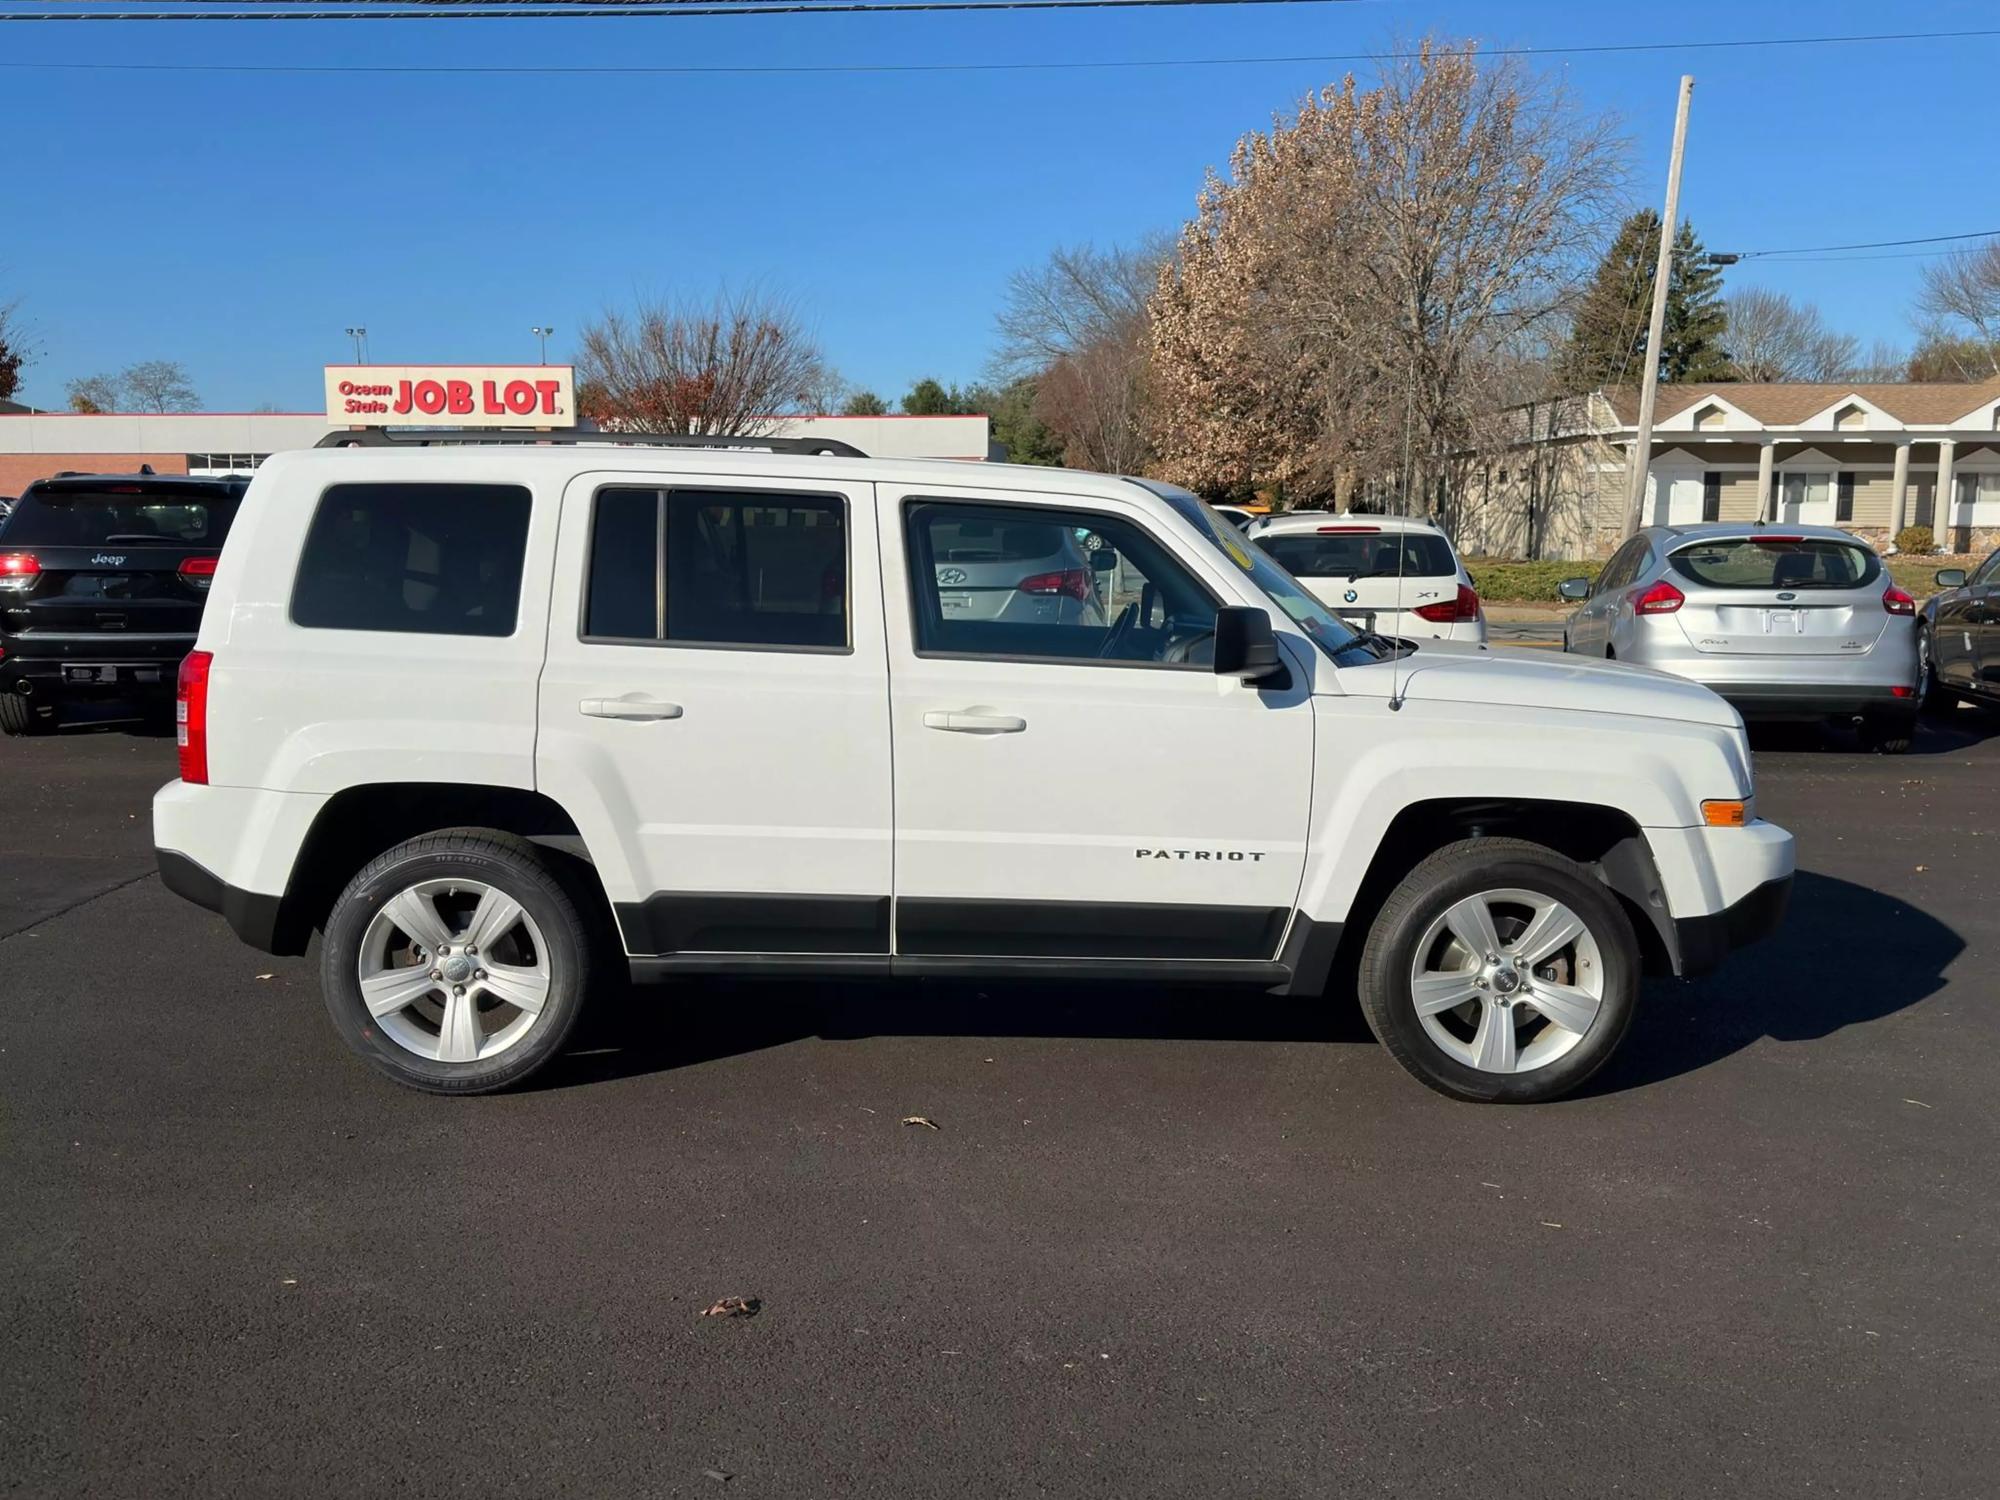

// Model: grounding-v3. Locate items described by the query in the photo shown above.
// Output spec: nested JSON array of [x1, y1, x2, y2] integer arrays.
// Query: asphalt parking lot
[[4, 703, 1998, 1498]]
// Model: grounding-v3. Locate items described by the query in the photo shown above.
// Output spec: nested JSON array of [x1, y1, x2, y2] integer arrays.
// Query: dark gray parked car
[[1918, 547, 2000, 711]]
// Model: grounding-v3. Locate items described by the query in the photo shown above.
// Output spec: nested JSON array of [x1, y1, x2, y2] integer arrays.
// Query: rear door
[[1665, 534, 1888, 658], [1571, 537, 1647, 655], [0, 482, 238, 673], [1970, 551, 2000, 692], [535, 471, 894, 960]]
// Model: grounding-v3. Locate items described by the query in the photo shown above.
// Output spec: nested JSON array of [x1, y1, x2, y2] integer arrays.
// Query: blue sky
[[5, 0, 1999, 411]]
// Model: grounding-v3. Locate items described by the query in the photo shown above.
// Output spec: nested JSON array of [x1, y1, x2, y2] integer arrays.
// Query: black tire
[[1357, 837, 1641, 1104], [0, 692, 56, 736], [320, 828, 595, 1094], [1915, 626, 1956, 717]]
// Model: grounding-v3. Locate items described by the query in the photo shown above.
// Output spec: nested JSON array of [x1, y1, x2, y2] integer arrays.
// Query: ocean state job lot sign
[[325, 365, 576, 427]]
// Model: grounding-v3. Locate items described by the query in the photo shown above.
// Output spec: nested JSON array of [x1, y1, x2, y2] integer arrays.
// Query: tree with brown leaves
[[1148, 40, 1625, 511]]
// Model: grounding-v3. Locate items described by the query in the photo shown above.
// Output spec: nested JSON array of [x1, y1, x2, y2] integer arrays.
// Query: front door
[[537, 470, 894, 958], [880, 483, 1315, 967]]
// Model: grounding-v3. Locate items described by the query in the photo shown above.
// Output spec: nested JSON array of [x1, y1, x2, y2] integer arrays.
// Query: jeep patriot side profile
[[154, 439, 1794, 1102]]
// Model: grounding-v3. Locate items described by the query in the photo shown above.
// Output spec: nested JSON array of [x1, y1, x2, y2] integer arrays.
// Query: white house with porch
[[1461, 377, 2000, 558]]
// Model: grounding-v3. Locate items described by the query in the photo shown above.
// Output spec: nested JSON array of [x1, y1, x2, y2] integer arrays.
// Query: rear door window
[[1, 488, 240, 547], [582, 487, 847, 651], [1670, 537, 1880, 591], [291, 482, 532, 637], [1254, 529, 1457, 580]]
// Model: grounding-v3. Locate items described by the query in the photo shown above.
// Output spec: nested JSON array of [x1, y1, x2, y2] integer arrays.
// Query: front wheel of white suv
[[1357, 838, 1641, 1103], [320, 829, 595, 1094]]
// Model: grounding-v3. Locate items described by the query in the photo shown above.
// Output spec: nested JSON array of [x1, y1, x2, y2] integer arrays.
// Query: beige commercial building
[[1459, 377, 2000, 559]]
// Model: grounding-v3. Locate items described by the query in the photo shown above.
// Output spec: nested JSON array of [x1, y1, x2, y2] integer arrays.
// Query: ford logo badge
[[1776, 591, 1796, 601], [1343, 588, 1359, 604]]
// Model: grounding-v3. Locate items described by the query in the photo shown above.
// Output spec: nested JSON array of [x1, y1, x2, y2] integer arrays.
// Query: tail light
[[1316, 524, 1380, 534], [1413, 583, 1481, 623], [1017, 568, 1094, 603], [178, 555, 219, 591], [1882, 584, 1915, 617], [1630, 578, 1685, 615], [176, 650, 212, 785], [0, 552, 40, 592]]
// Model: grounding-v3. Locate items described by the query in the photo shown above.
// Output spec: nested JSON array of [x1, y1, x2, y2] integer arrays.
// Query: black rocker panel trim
[[895, 896, 1289, 961], [616, 892, 892, 956]]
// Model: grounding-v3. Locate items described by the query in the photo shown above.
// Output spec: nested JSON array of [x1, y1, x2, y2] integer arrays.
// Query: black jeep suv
[[0, 472, 249, 735]]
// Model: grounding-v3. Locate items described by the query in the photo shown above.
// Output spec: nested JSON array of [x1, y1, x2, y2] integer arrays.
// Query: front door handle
[[581, 696, 683, 721], [922, 710, 1027, 734]]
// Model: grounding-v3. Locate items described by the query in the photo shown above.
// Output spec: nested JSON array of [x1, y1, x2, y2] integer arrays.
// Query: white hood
[[1332, 638, 1743, 730]]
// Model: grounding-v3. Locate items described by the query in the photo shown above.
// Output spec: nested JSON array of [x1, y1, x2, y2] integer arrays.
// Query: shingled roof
[[1601, 377, 2000, 427]]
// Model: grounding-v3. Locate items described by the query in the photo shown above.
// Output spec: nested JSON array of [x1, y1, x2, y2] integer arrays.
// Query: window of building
[[583, 487, 847, 651], [184, 452, 267, 476], [1779, 472, 1832, 516], [1702, 472, 1722, 523], [1835, 472, 1856, 523], [904, 499, 1218, 666], [291, 483, 531, 637], [1952, 472, 2000, 526]]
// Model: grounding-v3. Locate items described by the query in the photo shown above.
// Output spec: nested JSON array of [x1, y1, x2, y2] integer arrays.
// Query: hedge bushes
[[1463, 558, 1599, 603]]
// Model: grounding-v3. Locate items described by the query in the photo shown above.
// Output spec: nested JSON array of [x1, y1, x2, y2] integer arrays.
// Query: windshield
[[1154, 489, 1376, 664], [1670, 537, 1880, 591], [1, 488, 240, 548], [1255, 529, 1457, 580]]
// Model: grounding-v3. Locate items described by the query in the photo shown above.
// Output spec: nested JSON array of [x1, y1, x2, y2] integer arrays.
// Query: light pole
[[344, 326, 368, 363], [531, 326, 554, 364]]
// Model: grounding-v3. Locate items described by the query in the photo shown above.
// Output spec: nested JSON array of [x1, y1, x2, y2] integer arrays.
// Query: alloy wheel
[[357, 878, 552, 1064], [1407, 886, 1605, 1074]]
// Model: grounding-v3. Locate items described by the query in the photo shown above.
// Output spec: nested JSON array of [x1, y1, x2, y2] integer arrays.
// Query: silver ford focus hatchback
[[1559, 524, 1920, 751]]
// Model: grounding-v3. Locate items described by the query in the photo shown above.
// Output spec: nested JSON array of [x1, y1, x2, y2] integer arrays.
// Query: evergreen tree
[[1563, 211, 1731, 390]]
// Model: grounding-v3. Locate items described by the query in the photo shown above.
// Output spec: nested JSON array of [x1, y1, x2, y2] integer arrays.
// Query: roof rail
[[314, 427, 867, 458]]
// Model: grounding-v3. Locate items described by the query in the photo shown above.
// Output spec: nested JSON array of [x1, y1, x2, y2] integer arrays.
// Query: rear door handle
[[580, 696, 683, 721], [922, 710, 1027, 734]]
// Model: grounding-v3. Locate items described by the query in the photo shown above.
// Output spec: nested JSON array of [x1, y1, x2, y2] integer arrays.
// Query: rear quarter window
[[1254, 530, 1457, 579], [290, 482, 532, 637], [1670, 538, 1879, 591]]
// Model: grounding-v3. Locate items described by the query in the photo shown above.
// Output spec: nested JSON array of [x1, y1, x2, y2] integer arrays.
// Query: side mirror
[[1213, 606, 1285, 682], [1090, 548, 1118, 573], [1935, 568, 1967, 588], [1558, 577, 1592, 601]]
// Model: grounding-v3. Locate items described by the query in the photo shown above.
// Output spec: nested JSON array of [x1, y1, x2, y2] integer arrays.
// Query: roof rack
[[315, 428, 867, 459]]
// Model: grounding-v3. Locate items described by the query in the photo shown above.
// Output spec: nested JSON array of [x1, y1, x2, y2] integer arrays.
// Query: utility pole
[[1621, 74, 1695, 541]]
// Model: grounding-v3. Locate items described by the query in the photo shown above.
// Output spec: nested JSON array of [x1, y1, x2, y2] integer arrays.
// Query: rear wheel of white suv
[[320, 829, 594, 1094], [1357, 838, 1640, 1104]]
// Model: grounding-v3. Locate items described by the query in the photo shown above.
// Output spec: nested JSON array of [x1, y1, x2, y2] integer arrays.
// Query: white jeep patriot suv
[[153, 433, 1794, 1103]]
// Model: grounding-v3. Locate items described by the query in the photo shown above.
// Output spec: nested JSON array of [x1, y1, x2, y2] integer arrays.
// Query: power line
[[1729, 229, 2000, 260], [0, 0, 1366, 18]]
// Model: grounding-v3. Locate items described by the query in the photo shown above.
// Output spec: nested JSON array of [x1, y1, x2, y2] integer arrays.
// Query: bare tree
[[66, 374, 121, 413], [575, 290, 832, 435], [1848, 339, 1908, 383], [1148, 39, 1626, 508], [994, 238, 1169, 378], [993, 239, 1169, 473], [120, 360, 201, 413], [1915, 239, 2000, 377], [1725, 289, 1859, 382], [0, 299, 31, 402]]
